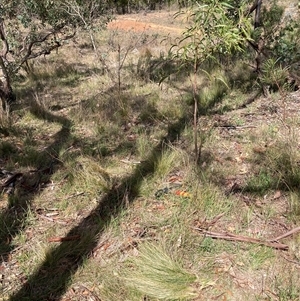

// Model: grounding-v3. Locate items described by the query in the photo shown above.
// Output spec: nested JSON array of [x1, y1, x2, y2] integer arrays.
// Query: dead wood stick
[[193, 228, 288, 250], [269, 226, 300, 242], [38, 214, 55, 222], [204, 213, 226, 228], [282, 255, 300, 266], [66, 191, 85, 199], [37, 213, 68, 225], [209, 213, 225, 225], [216, 125, 257, 129]]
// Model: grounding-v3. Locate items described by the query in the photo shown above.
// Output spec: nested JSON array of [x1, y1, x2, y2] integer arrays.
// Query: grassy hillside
[[1, 9, 300, 301]]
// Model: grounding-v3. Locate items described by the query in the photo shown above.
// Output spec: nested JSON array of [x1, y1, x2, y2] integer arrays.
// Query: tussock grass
[[138, 146, 190, 197], [123, 242, 198, 300], [58, 156, 112, 202], [288, 192, 300, 221], [246, 129, 300, 193], [154, 147, 186, 179], [266, 142, 300, 191]]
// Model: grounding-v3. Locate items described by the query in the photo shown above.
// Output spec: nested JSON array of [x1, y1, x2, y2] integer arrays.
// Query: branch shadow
[[7, 113, 187, 300], [0, 55, 192, 300], [0, 101, 72, 260]]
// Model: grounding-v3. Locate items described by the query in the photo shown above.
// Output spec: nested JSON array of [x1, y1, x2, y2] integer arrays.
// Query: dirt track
[[107, 11, 185, 34]]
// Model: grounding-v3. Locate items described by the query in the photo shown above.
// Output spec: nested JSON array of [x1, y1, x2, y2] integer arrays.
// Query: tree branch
[[14, 28, 76, 73], [192, 228, 289, 250], [246, 0, 259, 16], [0, 18, 9, 58], [269, 226, 300, 242]]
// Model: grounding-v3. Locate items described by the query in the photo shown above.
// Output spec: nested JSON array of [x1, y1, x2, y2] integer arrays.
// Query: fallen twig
[[282, 255, 300, 266], [37, 211, 68, 225], [66, 191, 85, 199], [1, 172, 23, 187], [120, 159, 141, 165], [192, 228, 288, 250], [216, 125, 257, 130], [269, 226, 300, 242], [208, 213, 225, 226], [38, 214, 55, 223]]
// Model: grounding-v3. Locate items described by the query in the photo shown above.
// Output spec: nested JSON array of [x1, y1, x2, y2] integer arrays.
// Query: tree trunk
[[0, 18, 16, 110], [254, 0, 262, 28], [0, 57, 15, 110], [0, 84, 16, 110]]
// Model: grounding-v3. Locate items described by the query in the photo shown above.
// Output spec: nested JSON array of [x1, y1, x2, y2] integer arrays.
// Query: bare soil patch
[[107, 11, 185, 34]]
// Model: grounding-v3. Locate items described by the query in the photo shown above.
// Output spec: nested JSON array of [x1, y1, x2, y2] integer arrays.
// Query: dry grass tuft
[[123, 242, 198, 300]]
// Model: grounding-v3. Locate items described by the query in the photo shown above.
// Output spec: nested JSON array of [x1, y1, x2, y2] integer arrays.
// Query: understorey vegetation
[[0, 0, 300, 300]]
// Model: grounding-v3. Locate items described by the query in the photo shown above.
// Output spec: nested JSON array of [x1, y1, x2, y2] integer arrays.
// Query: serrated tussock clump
[[123, 243, 198, 300]]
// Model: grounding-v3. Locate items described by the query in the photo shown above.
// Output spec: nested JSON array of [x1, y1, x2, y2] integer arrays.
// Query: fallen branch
[[269, 226, 300, 242], [120, 159, 141, 165], [1, 172, 23, 188], [37, 213, 68, 225], [207, 213, 225, 226], [216, 125, 257, 130], [282, 255, 300, 266], [66, 191, 85, 199], [192, 228, 288, 250]]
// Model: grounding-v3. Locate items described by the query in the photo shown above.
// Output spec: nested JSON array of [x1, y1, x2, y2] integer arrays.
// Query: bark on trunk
[[0, 57, 15, 110], [0, 18, 16, 110], [0, 83, 16, 110]]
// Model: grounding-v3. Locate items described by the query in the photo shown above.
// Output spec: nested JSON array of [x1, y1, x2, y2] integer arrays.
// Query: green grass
[[245, 170, 275, 195], [272, 275, 300, 301], [0, 141, 18, 159], [246, 132, 300, 193], [247, 246, 275, 270]]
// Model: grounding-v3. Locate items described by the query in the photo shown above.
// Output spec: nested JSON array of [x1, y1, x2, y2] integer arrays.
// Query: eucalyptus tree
[[172, 0, 252, 163], [0, 0, 110, 110]]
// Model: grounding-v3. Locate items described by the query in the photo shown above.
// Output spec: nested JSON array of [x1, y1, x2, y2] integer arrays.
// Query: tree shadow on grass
[[7, 110, 187, 300], [0, 102, 72, 260]]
